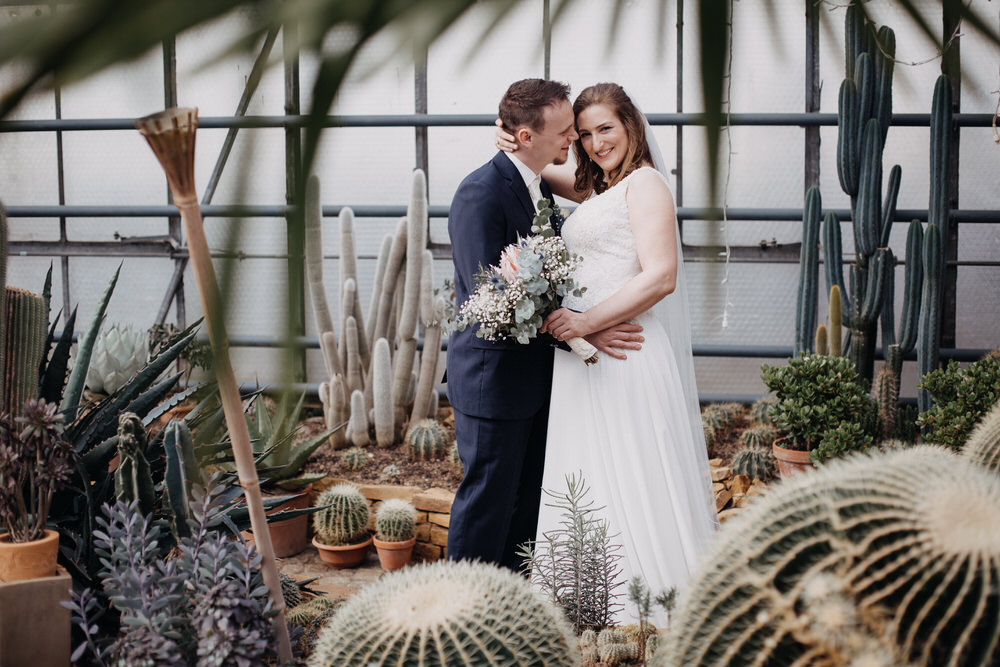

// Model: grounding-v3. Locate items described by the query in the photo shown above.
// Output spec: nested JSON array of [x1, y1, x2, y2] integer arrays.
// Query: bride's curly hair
[[572, 83, 653, 196]]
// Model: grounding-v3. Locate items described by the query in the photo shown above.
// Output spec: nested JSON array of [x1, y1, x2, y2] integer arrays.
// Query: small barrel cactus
[[405, 418, 448, 461], [279, 572, 303, 609], [307, 560, 579, 666], [375, 498, 416, 542], [86, 325, 149, 395], [749, 396, 777, 424], [313, 484, 370, 546], [660, 446, 1000, 666], [963, 399, 1000, 474], [448, 442, 463, 475], [738, 423, 778, 449], [730, 443, 777, 483], [379, 464, 401, 483], [340, 446, 372, 472], [598, 641, 638, 666]]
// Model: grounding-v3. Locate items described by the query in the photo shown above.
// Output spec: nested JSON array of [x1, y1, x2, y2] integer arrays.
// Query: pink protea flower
[[499, 246, 520, 282]]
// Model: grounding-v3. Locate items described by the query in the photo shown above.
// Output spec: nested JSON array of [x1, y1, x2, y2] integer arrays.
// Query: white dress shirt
[[504, 152, 543, 213]]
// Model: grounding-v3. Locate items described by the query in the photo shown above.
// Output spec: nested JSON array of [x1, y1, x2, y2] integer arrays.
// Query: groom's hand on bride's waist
[[585, 323, 644, 360]]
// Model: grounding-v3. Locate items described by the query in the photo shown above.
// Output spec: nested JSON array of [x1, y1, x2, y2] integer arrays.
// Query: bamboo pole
[[135, 107, 292, 662]]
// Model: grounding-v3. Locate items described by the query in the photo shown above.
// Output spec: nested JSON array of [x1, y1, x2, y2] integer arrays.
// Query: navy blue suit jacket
[[447, 153, 555, 420]]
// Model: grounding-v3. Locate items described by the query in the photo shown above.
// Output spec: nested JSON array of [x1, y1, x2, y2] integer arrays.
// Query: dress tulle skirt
[[535, 310, 718, 627]]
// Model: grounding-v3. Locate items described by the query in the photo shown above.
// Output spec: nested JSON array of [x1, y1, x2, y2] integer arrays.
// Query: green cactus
[[795, 187, 822, 355], [2, 287, 46, 416], [929, 75, 952, 240], [814, 323, 828, 356], [879, 220, 924, 373], [701, 405, 728, 435], [308, 560, 579, 667], [962, 400, 1000, 475], [448, 442, 463, 476], [659, 446, 1000, 666], [702, 424, 716, 451], [872, 365, 898, 442], [749, 396, 776, 425], [598, 628, 627, 646], [340, 446, 372, 472], [730, 443, 776, 483], [371, 337, 393, 447], [313, 483, 370, 547], [379, 464, 401, 483], [917, 224, 942, 414], [0, 205, 6, 411], [822, 212, 848, 331], [739, 423, 777, 450], [114, 412, 155, 516], [375, 498, 416, 542], [279, 572, 303, 609], [827, 284, 843, 357], [288, 596, 337, 655], [598, 641, 638, 666], [405, 418, 448, 461]]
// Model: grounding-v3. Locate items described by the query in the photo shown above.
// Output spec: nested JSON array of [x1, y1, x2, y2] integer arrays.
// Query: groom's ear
[[515, 127, 533, 146]]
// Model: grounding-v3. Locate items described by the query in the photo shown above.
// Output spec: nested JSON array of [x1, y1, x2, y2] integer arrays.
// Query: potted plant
[[372, 498, 417, 571], [0, 399, 75, 665], [760, 354, 877, 475], [311, 483, 372, 568], [0, 399, 74, 581]]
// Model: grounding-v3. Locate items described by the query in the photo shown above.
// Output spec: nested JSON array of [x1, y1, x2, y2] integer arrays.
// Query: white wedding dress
[[535, 166, 718, 627]]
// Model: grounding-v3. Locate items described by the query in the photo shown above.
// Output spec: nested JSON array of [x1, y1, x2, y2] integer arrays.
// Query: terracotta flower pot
[[243, 484, 314, 558], [772, 439, 814, 478], [0, 566, 71, 664], [373, 536, 416, 572], [0, 530, 60, 582], [312, 535, 372, 569]]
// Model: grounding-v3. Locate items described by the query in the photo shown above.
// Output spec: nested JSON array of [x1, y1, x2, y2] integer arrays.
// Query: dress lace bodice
[[561, 166, 668, 311]]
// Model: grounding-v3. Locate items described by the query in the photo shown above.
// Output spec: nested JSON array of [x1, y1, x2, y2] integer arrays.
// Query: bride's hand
[[495, 119, 517, 153], [542, 308, 592, 341]]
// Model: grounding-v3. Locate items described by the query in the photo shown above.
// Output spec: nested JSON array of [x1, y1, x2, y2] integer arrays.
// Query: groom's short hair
[[499, 79, 571, 133]]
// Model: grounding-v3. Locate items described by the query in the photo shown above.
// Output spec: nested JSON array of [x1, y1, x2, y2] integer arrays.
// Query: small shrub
[[917, 356, 1000, 450]]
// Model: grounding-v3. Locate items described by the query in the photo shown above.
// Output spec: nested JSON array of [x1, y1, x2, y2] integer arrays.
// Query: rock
[[430, 525, 449, 547], [730, 474, 751, 495], [710, 466, 733, 483], [714, 488, 732, 512], [731, 493, 749, 508], [427, 511, 450, 528], [709, 458, 723, 467], [413, 542, 442, 562], [412, 487, 455, 513], [357, 484, 423, 501], [718, 508, 743, 523], [712, 482, 726, 494]]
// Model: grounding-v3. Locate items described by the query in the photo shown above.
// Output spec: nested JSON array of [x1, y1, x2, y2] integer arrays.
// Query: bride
[[499, 82, 718, 626]]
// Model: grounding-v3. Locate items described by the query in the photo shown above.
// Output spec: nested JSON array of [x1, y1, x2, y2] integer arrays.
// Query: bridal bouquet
[[456, 200, 598, 365]]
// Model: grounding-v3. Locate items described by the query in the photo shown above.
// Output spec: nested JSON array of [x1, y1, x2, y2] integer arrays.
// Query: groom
[[446, 79, 641, 571]]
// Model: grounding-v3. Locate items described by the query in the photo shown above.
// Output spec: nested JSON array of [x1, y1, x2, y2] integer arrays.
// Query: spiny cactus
[[659, 446, 1000, 666], [828, 284, 843, 357], [962, 400, 1000, 474], [795, 186, 822, 355], [873, 365, 899, 442], [814, 322, 828, 356], [279, 572, 303, 609], [347, 389, 369, 447], [730, 444, 776, 483], [406, 418, 448, 461], [379, 464, 401, 483], [598, 641, 638, 666], [749, 396, 776, 425], [2, 287, 46, 416], [340, 446, 372, 472], [375, 498, 416, 543], [287, 596, 337, 656], [313, 484, 370, 547], [739, 423, 777, 449], [917, 223, 942, 414], [114, 412, 155, 516], [701, 405, 729, 434], [307, 560, 579, 667], [448, 442, 463, 475], [597, 628, 626, 646], [371, 337, 393, 447], [0, 207, 6, 412], [86, 325, 149, 395]]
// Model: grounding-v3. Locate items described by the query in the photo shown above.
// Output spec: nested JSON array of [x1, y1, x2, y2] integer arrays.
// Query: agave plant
[[84, 325, 150, 395]]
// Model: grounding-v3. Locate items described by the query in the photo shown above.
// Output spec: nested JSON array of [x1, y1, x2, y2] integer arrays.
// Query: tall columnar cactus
[[879, 220, 924, 375], [347, 389, 369, 447], [371, 337, 394, 447], [365, 234, 394, 351], [962, 400, 1000, 475], [406, 418, 448, 461], [374, 498, 416, 542], [114, 411, 155, 516], [344, 314, 362, 396], [0, 204, 7, 411], [318, 372, 348, 450], [2, 287, 47, 416], [917, 223, 942, 414], [412, 249, 442, 423], [307, 560, 579, 667], [872, 365, 898, 442], [828, 284, 843, 357], [313, 484, 370, 547], [929, 75, 952, 247], [847, 245, 889, 382], [795, 187, 821, 355], [373, 217, 407, 345], [660, 446, 1000, 666], [303, 175, 342, 379], [339, 207, 370, 373]]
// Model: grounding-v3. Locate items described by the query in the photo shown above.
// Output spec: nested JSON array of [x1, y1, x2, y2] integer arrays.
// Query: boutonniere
[[530, 199, 566, 236]]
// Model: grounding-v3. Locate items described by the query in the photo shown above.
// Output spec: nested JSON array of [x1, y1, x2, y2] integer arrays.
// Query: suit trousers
[[447, 401, 550, 572]]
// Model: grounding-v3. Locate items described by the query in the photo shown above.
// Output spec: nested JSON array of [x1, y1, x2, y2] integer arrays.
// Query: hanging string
[[718, 0, 735, 330]]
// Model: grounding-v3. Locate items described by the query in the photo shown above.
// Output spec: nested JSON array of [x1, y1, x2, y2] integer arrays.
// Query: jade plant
[[660, 446, 1000, 665], [0, 399, 74, 542], [312, 484, 370, 546], [374, 498, 416, 543], [760, 353, 877, 460], [308, 560, 579, 666], [918, 355, 1000, 449]]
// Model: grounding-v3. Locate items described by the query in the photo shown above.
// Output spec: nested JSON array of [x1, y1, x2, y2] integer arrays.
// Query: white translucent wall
[[0, 0, 997, 399]]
